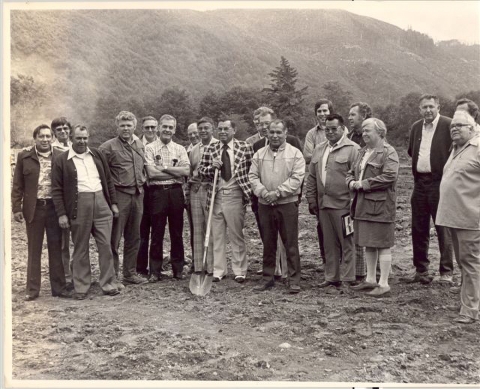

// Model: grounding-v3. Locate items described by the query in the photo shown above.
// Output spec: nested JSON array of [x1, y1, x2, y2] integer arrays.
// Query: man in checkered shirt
[[198, 118, 253, 283], [144, 114, 190, 282]]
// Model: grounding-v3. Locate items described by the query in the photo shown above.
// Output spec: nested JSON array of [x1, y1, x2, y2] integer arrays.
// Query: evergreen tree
[[262, 56, 308, 134]]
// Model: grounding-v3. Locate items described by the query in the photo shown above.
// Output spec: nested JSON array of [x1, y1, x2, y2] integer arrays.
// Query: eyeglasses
[[450, 123, 472, 130], [55, 126, 69, 131]]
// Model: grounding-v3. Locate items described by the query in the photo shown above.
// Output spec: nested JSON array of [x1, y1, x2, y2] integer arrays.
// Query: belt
[[217, 188, 242, 195], [152, 184, 182, 190], [36, 198, 53, 206]]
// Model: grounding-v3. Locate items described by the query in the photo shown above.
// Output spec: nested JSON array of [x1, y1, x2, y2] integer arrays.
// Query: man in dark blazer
[[407, 94, 455, 284], [12, 124, 69, 301], [52, 125, 120, 299]]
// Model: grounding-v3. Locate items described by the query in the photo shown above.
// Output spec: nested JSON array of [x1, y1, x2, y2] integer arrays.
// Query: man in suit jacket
[[407, 94, 455, 284], [12, 124, 70, 301], [52, 125, 120, 299], [198, 118, 253, 283]]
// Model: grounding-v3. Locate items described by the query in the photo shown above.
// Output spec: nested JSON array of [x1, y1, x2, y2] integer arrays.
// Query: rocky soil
[[9, 158, 479, 384]]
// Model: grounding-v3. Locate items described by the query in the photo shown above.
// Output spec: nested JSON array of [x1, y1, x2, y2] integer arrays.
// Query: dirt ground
[[8, 158, 480, 384]]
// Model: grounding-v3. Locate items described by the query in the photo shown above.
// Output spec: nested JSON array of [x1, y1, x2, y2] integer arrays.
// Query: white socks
[[365, 248, 378, 284], [378, 249, 392, 288]]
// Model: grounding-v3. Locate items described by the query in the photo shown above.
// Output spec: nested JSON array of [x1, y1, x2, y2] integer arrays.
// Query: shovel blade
[[189, 272, 213, 296]]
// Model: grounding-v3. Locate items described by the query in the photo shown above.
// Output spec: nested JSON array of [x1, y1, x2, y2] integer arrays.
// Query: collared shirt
[[321, 135, 345, 185], [359, 148, 375, 182], [99, 136, 146, 194], [35, 146, 53, 199], [52, 139, 72, 151], [186, 143, 195, 154], [245, 132, 262, 145], [67, 147, 102, 192], [218, 139, 238, 191], [189, 137, 219, 185], [417, 114, 440, 173], [141, 135, 158, 146], [145, 139, 190, 185], [303, 125, 327, 163]]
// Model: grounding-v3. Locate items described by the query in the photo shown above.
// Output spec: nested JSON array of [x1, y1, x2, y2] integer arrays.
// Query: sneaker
[[123, 274, 149, 285], [439, 274, 454, 284]]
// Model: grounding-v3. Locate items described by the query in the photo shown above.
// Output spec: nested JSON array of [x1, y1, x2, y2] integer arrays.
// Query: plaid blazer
[[198, 138, 253, 210]]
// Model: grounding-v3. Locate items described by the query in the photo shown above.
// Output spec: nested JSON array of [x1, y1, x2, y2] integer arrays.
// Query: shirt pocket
[[363, 191, 387, 216], [334, 155, 349, 173]]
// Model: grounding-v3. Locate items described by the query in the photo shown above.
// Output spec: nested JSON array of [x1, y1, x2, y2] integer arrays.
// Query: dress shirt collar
[[423, 113, 440, 129], [329, 134, 345, 149], [269, 141, 287, 153], [67, 147, 94, 160]]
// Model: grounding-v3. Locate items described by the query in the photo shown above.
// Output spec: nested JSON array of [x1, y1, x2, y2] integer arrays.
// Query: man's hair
[[314, 99, 334, 114], [33, 124, 52, 139], [51, 117, 72, 131], [269, 119, 287, 131], [159, 114, 177, 127], [325, 113, 344, 125], [453, 110, 476, 127], [218, 117, 236, 129], [363, 118, 387, 138], [71, 124, 89, 137], [115, 111, 137, 127], [456, 98, 479, 120], [350, 102, 373, 119], [142, 116, 158, 125], [419, 94, 440, 105], [253, 106, 275, 118], [197, 117, 215, 127]]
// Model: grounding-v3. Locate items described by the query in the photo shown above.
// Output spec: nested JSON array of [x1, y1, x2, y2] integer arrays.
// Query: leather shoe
[[289, 284, 301, 294], [453, 316, 476, 324], [350, 281, 378, 291], [403, 272, 432, 284], [235, 275, 246, 283], [256, 269, 263, 275], [53, 290, 73, 298], [148, 274, 161, 283], [366, 286, 391, 297], [212, 276, 222, 282], [103, 289, 120, 296], [254, 279, 275, 292], [24, 294, 39, 301], [318, 280, 340, 288], [73, 292, 87, 300]]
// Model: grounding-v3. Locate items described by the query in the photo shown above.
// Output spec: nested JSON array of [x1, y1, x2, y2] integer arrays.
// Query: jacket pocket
[[363, 191, 387, 215]]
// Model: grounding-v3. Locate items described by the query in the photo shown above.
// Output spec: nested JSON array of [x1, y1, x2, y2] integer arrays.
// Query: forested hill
[[10, 8, 480, 143]]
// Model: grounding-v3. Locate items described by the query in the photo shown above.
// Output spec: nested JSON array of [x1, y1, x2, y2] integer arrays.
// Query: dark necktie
[[221, 144, 232, 182]]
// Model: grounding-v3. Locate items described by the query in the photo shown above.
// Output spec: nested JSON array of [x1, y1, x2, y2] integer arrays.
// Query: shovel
[[189, 168, 219, 296]]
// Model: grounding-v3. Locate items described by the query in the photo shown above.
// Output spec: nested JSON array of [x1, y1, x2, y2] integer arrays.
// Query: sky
[[3, 1, 480, 44]]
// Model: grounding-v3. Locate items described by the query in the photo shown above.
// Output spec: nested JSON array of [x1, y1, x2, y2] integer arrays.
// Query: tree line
[[10, 57, 480, 148]]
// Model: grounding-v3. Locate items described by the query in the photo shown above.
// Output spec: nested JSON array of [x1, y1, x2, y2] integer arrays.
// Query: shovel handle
[[202, 168, 219, 266]]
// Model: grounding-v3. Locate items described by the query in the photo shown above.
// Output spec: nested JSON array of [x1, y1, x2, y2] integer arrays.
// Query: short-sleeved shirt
[[145, 139, 190, 185]]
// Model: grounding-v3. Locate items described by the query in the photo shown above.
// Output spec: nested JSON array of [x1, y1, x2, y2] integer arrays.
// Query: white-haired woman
[[346, 118, 399, 297], [436, 111, 480, 324]]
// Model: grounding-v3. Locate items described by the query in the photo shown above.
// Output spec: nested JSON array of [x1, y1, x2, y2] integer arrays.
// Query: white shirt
[[52, 139, 72, 151], [67, 148, 102, 192], [219, 139, 239, 191], [417, 114, 440, 173], [321, 135, 344, 185]]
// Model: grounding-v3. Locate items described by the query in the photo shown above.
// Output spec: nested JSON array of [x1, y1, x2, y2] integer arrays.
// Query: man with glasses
[[50, 117, 74, 289], [306, 114, 359, 289], [406, 94, 455, 284], [99, 111, 147, 286]]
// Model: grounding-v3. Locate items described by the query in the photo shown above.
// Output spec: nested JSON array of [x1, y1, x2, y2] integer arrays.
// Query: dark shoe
[[318, 280, 340, 288], [123, 274, 148, 285], [212, 276, 222, 283], [274, 275, 282, 281], [256, 269, 263, 275], [73, 292, 87, 300], [173, 273, 185, 280], [350, 281, 378, 291], [53, 290, 73, 298], [24, 294, 39, 301], [355, 275, 365, 282], [366, 286, 391, 297], [403, 272, 432, 284], [148, 274, 161, 283], [103, 289, 120, 296], [235, 275, 246, 283], [254, 279, 275, 292], [289, 284, 301, 294], [65, 282, 75, 292], [453, 316, 476, 324]]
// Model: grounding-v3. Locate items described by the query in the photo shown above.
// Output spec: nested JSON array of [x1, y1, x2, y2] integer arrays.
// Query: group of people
[[11, 94, 480, 324]]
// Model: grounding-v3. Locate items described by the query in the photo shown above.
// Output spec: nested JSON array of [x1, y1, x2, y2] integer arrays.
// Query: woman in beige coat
[[346, 118, 399, 297]]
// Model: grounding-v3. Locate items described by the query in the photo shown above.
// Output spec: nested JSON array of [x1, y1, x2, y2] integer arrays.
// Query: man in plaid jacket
[[198, 118, 253, 283]]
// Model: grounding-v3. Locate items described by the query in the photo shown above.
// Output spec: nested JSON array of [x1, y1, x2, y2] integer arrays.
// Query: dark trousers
[[111, 190, 143, 278], [25, 200, 66, 297], [150, 185, 185, 277], [316, 217, 326, 263], [251, 195, 264, 241], [258, 202, 301, 285], [137, 186, 152, 275], [186, 202, 194, 264], [411, 175, 454, 275]]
